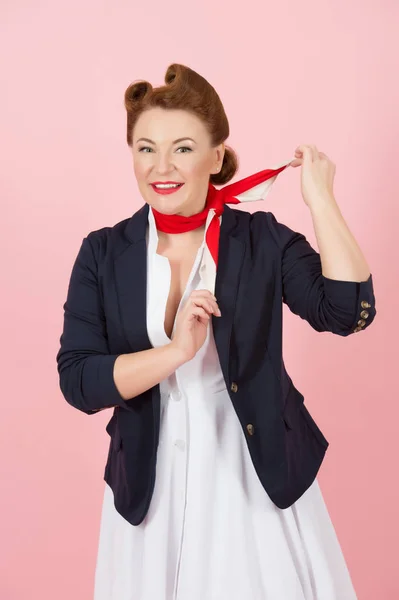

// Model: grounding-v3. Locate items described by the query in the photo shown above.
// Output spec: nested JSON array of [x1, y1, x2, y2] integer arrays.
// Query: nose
[[154, 151, 175, 175]]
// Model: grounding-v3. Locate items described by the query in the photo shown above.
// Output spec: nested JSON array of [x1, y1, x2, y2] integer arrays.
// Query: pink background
[[1, 1, 398, 598]]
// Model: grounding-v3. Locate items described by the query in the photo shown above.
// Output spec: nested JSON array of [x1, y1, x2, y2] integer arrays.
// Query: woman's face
[[131, 107, 224, 216]]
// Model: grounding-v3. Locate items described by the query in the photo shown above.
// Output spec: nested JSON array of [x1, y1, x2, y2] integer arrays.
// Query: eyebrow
[[135, 137, 196, 145]]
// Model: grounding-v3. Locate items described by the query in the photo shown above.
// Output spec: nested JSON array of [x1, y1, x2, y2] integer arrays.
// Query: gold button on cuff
[[353, 326, 363, 332], [360, 310, 369, 319], [230, 382, 238, 393], [246, 424, 254, 436], [361, 301, 371, 309], [357, 319, 366, 327]]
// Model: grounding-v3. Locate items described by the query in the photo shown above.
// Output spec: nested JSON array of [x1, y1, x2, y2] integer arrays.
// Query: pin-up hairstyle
[[124, 63, 239, 185]]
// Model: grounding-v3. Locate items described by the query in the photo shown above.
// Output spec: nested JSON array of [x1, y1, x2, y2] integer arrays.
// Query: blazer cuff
[[82, 354, 135, 413], [322, 273, 376, 333]]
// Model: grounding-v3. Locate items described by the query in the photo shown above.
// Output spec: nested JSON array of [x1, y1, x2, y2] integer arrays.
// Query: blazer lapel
[[113, 202, 246, 384], [113, 203, 153, 353], [212, 205, 246, 386]]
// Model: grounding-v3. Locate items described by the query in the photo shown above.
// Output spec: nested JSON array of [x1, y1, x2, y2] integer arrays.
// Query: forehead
[[133, 107, 208, 141]]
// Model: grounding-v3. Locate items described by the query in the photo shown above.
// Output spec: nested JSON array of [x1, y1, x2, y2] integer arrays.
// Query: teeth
[[154, 183, 182, 189]]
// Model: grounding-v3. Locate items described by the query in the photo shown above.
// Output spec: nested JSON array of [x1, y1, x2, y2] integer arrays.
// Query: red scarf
[[152, 161, 291, 270]]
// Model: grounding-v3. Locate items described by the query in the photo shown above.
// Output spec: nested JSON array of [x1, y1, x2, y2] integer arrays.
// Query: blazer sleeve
[[56, 235, 134, 415], [266, 211, 377, 336]]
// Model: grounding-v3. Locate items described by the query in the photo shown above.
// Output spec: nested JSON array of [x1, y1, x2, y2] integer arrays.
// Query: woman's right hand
[[170, 289, 221, 362]]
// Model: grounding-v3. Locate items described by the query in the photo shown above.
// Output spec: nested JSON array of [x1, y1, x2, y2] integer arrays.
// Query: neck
[[176, 204, 206, 217], [173, 193, 208, 217]]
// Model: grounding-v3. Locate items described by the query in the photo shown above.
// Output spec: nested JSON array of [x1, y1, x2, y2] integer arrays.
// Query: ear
[[213, 142, 225, 173]]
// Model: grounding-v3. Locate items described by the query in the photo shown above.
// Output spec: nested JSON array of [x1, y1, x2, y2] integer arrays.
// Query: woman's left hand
[[290, 144, 336, 208]]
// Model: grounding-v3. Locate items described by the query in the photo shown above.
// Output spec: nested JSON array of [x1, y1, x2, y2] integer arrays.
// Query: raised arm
[[266, 211, 376, 336]]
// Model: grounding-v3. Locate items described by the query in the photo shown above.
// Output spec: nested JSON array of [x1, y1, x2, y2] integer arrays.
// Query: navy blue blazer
[[56, 203, 376, 526]]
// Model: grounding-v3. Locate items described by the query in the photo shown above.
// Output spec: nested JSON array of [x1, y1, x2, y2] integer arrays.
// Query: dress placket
[[149, 226, 206, 598]]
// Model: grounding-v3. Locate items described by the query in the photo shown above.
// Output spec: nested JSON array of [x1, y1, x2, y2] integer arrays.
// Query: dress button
[[361, 301, 371, 309], [231, 382, 238, 393], [357, 319, 366, 327], [353, 326, 362, 333], [174, 439, 186, 451], [360, 310, 369, 319], [246, 424, 255, 436]]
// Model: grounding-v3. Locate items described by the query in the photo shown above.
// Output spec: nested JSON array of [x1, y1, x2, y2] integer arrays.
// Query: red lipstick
[[151, 181, 184, 195]]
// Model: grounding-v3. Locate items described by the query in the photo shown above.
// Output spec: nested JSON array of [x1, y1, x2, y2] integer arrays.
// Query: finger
[[309, 144, 320, 160], [191, 297, 221, 317], [206, 300, 221, 315], [188, 306, 211, 323], [298, 144, 317, 160], [210, 299, 222, 316], [297, 145, 314, 163], [290, 158, 302, 168], [189, 292, 220, 311]]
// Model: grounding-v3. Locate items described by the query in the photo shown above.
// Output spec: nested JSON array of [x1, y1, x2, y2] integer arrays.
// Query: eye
[[137, 146, 192, 154]]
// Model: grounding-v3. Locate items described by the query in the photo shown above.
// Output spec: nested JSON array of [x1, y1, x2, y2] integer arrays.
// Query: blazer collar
[[124, 202, 150, 244]]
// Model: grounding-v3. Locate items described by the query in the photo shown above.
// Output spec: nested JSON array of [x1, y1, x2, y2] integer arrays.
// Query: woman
[[56, 63, 376, 599]]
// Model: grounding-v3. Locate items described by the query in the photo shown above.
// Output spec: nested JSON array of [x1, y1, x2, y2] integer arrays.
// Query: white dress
[[94, 207, 358, 600]]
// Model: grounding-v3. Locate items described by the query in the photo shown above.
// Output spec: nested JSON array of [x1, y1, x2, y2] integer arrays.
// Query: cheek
[[133, 160, 147, 181], [184, 156, 212, 179]]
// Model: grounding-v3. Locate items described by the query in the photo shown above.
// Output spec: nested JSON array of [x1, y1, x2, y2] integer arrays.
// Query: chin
[[148, 199, 182, 215], [147, 192, 190, 215]]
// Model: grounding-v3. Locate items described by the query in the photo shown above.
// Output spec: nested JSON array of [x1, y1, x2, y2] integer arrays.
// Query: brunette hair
[[124, 63, 239, 185]]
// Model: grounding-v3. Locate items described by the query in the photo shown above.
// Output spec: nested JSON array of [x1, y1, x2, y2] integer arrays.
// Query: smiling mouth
[[151, 183, 184, 189], [151, 183, 184, 195]]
